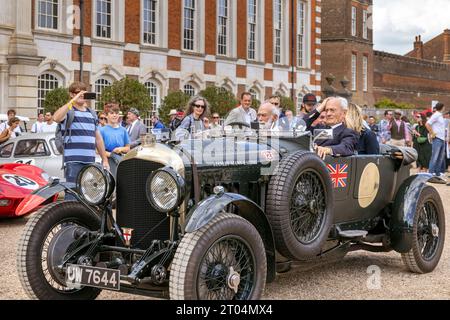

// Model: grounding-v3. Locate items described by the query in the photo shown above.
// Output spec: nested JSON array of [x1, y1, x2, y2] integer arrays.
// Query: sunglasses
[[100, 117, 107, 120], [213, 117, 220, 119], [194, 104, 205, 109]]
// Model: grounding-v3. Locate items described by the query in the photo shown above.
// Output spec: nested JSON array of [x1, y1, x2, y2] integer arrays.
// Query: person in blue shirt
[[151, 115, 166, 129], [99, 105, 130, 177]]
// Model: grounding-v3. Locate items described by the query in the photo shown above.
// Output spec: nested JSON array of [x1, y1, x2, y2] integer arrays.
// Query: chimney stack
[[443, 29, 450, 64], [414, 35, 423, 59]]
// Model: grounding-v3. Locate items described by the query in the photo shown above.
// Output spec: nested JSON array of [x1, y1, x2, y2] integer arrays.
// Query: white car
[[0, 133, 102, 180]]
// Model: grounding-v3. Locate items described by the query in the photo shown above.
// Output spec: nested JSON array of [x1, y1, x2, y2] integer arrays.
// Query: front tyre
[[401, 186, 445, 274], [170, 213, 266, 300], [17, 201, 102, 300]]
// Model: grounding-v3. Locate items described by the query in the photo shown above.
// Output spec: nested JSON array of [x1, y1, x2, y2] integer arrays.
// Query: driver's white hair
[[335, 97, 349, 110]]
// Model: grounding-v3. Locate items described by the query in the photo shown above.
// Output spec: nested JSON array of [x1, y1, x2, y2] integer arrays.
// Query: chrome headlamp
[[146, 167, 185, 212], [77, 164, 115, 206]]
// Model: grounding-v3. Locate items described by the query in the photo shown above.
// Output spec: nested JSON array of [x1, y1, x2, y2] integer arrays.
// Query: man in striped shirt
[[54, 82, 109, 187]]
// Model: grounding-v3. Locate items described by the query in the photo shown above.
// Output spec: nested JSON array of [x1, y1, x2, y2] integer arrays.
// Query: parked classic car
[[0, 133, 101, 180], [16, 125, 445, 300], [0, 133, 63, 179], [0, 163, 55, 218]]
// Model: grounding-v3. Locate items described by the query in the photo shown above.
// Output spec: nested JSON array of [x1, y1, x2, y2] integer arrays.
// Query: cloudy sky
[[374, 0, 450, 55]]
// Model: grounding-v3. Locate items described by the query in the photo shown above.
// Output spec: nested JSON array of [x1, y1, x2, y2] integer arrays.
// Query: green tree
[[159, 91, 190, 124], [280, 96, 296, 113], [374, 97, 416, 110], [44, 87, 70, 114], [100, 77, 152, 117], [199, 86, 239, 117], [251, 98, 261, 110]]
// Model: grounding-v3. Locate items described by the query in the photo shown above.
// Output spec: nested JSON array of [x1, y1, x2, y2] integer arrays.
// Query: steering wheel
[[226, 121, 251, 129]]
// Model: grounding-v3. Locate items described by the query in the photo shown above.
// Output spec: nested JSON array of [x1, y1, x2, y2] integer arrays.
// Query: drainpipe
[[78, 0, 84, 82], [291, 0, 295, 100]]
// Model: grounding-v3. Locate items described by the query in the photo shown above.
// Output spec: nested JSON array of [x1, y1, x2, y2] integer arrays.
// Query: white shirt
[[0, 122, 21, 137], [41, 122, 58, 133], [240, 106, 257, 125], [127, 119, 139, 134], [427, 111, 446, 140], [31, 121, 44, 133]]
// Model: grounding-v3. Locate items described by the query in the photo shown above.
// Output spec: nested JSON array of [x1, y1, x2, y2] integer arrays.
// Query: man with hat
[[299, 94, 317, 117], [168, 109, 180, 131], [126, 107, 148, 149], [387, 110, 411, 147]]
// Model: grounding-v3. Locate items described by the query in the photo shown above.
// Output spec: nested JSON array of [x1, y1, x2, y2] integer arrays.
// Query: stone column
[[0, 64, 9, 112], [7, 0, 44, 118]]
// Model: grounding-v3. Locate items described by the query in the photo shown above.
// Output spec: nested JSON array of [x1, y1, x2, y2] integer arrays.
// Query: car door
[[47, 137, 64, 179]]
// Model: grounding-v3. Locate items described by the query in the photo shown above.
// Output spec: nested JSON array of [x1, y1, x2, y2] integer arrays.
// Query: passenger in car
[[303, 97, 359, 159], [346, 103, 380, 155]]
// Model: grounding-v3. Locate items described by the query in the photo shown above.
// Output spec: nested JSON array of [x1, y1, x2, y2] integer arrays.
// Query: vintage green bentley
[[16, 125, 445, 300]]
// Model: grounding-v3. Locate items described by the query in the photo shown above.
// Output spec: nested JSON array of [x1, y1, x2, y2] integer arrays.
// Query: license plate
[[65, 264, 120, 291]]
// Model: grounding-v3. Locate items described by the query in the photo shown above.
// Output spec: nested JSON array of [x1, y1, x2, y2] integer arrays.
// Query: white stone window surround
[[92, 0, 125, 42], [142, 0, 158, 45], [362, 55, 368, 92], [144, 80, 161, 112], [183, 83, 197, 97], [363, 9, 368, 39], [247, 0, 264, 62], [216, 0, 237, 58], [297, 0, 311, 69], [217, 0, 229, 56], [351, 6, 357, 37], [37, 72, 61, 114], [140, 0, 168, 48], [94, 76, 113, 110], [34, 0, 73, 34], [351, 53, 357, 91], [273, 0, 289, 65], [181, 0, 205, 53]]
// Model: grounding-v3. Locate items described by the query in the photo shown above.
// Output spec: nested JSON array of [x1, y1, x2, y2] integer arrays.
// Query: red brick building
[[0, 0, 322, 118], [373, 30, 450, 109], [321, 0, 374, 106]]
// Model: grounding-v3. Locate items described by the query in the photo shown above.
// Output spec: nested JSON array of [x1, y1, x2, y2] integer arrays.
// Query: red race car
[[0, 163, 53, 218]]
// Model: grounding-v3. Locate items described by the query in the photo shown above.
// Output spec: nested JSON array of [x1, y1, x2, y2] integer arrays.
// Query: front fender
[[185, 193, 276, 283], [390, 173, 433, 253], [15, 182, 76, 217]]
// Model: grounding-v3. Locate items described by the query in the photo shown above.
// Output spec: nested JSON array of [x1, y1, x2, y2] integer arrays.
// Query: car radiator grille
[[116, 158, 170, 249]]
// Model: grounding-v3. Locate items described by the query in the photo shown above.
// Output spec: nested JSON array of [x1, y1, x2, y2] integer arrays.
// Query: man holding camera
[[54, 82, 109, 187]]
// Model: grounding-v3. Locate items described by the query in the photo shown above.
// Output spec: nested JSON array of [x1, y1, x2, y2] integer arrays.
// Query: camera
[[83, 92, 97, 100]]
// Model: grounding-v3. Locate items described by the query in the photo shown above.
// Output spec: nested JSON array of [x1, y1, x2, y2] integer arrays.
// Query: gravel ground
[[1, 183, 449, 300]]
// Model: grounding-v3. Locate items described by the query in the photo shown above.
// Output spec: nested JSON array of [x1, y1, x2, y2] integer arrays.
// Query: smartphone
[[83, 92, 97, 100]]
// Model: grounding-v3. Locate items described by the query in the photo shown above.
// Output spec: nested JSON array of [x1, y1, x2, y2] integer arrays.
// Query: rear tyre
[[401, 186, 445, 273], [170, 213, 266, 300], [266, 151, 334, 260], [17, 201, 102, 300]]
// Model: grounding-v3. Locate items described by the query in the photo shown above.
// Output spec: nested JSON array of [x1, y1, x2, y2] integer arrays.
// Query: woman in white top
[[0, 117, 21, 143]]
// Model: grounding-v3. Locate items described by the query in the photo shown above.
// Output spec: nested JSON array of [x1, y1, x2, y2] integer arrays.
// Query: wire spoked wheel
[[198, 237, 255, 300], [402, 186, 445, 274], [290, 170, 327, 244], [170, 213, 266, 300], [416, 200, 440, 261]]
